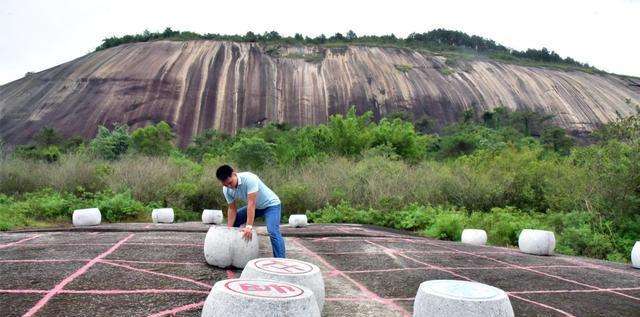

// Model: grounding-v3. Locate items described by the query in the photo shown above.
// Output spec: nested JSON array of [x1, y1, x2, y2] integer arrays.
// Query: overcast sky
[[1, 0, 639, 85]]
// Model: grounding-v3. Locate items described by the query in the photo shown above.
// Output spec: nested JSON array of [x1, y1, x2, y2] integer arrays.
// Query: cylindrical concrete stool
[[518, 229, 556, 255], [632, 241, 640, 269], [72, 208, 101, 226], [413, 280, 514, 317], [204, 226, 259, 268], [288, 214, 308, 228], [461, 229, 487, 246], [151, 208, 174, 223], [201, 278, 320, 317], [202, 209, 223, 224], [240, 258, 325, 312]]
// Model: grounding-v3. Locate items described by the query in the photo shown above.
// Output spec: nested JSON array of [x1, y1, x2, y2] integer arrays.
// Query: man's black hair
[[216, 165, 234, 181]]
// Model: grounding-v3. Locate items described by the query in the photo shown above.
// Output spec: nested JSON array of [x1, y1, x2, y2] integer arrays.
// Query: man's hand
[[241, 226, 253, 240]]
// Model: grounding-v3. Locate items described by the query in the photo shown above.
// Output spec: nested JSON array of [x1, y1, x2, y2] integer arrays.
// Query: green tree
[[541, 126, 573, 155], [346, 30, 357, 41], [326, 107, 373, 156], [34, 127, 62, 147], [90, 124, 131, 160], [372, 118, 429, 161], [186, 129, 230, 161], [229, 137, 276, 170], [131, 121, 175, 156]]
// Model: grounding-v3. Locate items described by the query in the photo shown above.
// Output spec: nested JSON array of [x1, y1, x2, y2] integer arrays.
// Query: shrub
[[93, 191, 146, 222], [229, 137, 276, 170], [131, 121, 175, 156], [90, 125, 131, 160], [326, 107, 373, 156]]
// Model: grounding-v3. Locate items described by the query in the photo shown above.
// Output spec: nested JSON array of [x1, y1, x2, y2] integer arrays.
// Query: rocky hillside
[[1, 40, 639, 146]]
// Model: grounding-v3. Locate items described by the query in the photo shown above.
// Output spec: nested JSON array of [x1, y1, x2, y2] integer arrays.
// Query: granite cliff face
[[1, 40, 639, 146]]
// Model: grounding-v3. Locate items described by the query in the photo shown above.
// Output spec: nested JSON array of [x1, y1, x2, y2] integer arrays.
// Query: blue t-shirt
[[223, 172, 281, 209]]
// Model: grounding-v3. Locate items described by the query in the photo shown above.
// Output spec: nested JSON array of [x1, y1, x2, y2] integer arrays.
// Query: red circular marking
[[254, 258, 314, 275], [224, 280, 304, 298]]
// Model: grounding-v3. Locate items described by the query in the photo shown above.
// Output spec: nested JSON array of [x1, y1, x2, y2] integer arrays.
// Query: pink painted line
[[608, 290, 640, 302], [0, 235, 41, 249], [325, 296, 372, 301], [20, 242, 204, 247], [292, 238, 411, 317], [23, 233, 135, 317], [99, 260, 212, 289], [342, 264, 589, 274], [0, 259, 90, 264], [226, 269, 236, 279], [509, 287, 640, 295], [562, 257, 640, 279], [146, 300, 205, 317], [414, 240, 640, 307], [107, 259, 205, 266], [364, 240, 398, 259], [25, 243, 113, 246], [60, 289, 209, 295], [369, 238, 578, 316], [125, 242, 204, 247], [0, 289, 48, 294], [509, 293, 576, 316]]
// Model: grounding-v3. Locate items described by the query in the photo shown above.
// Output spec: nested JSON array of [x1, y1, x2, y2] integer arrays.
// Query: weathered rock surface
[[1, 40, 639, 146]]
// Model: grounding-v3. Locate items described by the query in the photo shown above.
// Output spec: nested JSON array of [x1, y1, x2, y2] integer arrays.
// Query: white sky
[[1, 0, 639, 85]]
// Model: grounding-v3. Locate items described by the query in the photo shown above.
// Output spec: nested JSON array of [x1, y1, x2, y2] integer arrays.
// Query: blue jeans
[[233, 204, 286, 258]]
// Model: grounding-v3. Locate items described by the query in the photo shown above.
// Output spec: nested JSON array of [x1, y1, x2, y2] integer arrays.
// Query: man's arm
[[246, 192, 257, 227], [227, 201, 237, 227]]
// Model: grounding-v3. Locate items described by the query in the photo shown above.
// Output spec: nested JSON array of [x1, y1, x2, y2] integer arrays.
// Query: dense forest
[[94, 28, 595, 70]]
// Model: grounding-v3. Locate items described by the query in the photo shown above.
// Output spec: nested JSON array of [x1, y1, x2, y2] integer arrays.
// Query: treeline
[[7, 106, 575, 166], [95, 28, 592, 69]]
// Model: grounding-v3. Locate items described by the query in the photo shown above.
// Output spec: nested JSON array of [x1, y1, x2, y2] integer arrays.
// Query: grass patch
[[394, 64, 413, 73], [282, 52, 324, 63]]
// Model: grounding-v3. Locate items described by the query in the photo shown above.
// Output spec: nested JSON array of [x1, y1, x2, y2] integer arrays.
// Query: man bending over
[[216, 165, 285, 258]]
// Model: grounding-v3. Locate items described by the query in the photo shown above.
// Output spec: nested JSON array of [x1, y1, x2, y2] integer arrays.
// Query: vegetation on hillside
[[1, 107, 639, 263], [95, 28, 598, 72]]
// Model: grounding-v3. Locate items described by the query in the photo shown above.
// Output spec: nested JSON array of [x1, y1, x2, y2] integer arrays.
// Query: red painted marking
[[23, 233, 134, 317], [146, 300, 205, 317], [292, 238, 411, 317], [509, 294, 576, 316], [0, 235, 41, 249], [226, 269, 236, 279], [224, 280, 304, 298], [99, 260, 212, 289]]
